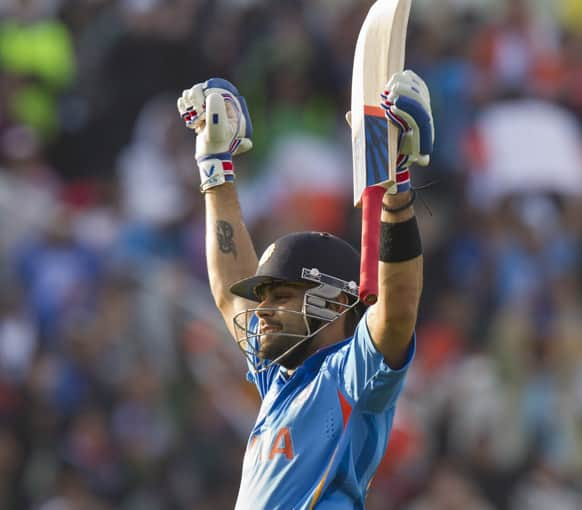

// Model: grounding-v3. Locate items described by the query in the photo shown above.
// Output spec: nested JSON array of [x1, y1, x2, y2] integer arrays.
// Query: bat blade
[[351, 0, 412, 305]]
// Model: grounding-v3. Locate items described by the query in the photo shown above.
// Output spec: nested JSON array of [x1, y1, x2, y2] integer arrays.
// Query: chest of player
[[247, 368, 350, 464]]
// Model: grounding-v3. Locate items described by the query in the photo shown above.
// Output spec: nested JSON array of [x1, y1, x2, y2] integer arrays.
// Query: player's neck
[[285, 318, 347, 376]]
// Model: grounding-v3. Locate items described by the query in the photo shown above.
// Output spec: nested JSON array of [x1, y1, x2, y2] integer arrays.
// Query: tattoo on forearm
[[216, 220, 237, 258]]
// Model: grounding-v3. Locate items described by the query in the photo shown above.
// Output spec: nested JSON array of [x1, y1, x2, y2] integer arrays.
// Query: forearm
[[369, 190, 423, 368], [205, 183, 258, 315]]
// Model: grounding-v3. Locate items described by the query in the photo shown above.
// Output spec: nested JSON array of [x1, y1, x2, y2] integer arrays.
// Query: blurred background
[[0, 0, 581, 508]]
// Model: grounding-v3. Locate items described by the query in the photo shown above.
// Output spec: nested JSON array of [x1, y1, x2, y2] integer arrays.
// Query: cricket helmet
[[230, 231, 360, 302]]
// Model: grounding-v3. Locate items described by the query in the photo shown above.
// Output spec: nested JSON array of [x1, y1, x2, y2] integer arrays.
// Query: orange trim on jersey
[[308, 391, 353, 509], [309, 455, 335, 510], [363, 105, 385, 118], [337, 390, 352, 429]]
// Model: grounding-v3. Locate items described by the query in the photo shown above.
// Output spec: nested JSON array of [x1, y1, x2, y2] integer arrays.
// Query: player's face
[[254, 283, 311, 368]]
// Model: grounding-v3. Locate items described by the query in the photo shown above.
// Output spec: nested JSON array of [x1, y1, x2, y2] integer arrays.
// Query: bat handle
[[359, 185, 386, 305]]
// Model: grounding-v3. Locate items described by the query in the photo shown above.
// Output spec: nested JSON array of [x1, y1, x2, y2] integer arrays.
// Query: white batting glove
[[177, 78, 253, 192], [381, 70, 434, 193]]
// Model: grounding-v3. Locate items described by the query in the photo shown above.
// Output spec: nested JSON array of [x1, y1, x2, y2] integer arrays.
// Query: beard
[[257, 317, 324, 369], [257, 329, 311, 369]]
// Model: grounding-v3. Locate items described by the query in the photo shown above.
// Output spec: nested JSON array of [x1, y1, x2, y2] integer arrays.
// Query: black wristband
[[379, 217, 422, 263]]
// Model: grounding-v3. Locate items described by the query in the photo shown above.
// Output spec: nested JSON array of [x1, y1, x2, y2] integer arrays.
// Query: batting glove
[[177, 78, 253, 192], [381, 70, 434, 193]]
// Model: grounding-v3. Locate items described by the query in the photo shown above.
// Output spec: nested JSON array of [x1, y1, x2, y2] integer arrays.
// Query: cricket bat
[[351, 0, 412, 305]]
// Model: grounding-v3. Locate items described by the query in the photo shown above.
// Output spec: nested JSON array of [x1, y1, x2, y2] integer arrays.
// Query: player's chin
[[257, 335, 282, 358], [258, 334, 308, 369], [258, 334, 293, 360]]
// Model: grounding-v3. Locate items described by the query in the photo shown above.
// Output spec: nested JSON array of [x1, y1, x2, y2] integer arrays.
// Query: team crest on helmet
[[258, 243, 275, 267]]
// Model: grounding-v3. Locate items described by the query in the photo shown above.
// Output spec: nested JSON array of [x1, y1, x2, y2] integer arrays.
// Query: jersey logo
[[269, 427, 294, 460], [249, 427, 295, 462]]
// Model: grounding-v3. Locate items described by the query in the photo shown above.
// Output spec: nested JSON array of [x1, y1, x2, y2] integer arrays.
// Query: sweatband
[[379, 217, 422, 262]]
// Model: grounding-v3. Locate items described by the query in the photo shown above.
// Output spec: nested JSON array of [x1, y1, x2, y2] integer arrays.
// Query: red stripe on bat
[[364, 105, 385, 118]]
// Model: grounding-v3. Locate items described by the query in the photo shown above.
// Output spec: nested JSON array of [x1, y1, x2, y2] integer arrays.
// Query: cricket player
[[177, 71, 433, 509]]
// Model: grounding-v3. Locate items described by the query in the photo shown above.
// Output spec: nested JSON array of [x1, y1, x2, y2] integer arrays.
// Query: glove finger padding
[[391, 97, 433, 166], [202, 78, 253, 156], [178, 83, 206, 130], [383, 70, 434, 169], [386, 70, 431, 111], [387, 71, 434, 143]]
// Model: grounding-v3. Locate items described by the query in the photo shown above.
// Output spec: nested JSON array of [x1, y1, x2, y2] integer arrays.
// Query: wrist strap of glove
[[386, 134, 411, 195], [393, 166, 411, 193], [197, 152, 235, 193]]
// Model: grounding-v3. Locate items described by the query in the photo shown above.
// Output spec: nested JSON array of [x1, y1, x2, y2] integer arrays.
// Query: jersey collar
[[299, 336, 352, 373]]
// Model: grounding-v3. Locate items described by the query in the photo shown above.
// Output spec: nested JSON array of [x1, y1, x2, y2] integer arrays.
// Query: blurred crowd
[[0, 0, 581, 509]]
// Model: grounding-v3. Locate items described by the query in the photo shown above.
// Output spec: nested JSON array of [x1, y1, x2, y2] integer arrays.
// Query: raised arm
[[177, 79, 258, 337], [366, 70, 434, 368], [205, 184, 258, 337], [367, 190, 422, 368]]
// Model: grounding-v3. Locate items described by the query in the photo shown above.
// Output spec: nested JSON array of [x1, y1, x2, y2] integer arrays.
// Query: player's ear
[[329, 292, 350, 312]]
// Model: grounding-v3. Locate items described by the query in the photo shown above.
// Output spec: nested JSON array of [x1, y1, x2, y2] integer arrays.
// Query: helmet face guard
[[232, 266, 360, 373]]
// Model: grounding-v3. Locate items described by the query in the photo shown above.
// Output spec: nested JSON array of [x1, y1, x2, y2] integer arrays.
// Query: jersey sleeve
[[329, 310, 415, 413], [244, 314, 279, 400]]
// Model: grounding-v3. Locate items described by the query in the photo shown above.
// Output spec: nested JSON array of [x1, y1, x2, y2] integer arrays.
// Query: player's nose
[[255, 299, 275, 317]]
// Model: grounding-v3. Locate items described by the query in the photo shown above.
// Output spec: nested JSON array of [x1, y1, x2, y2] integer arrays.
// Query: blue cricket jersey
[[235, 312, 415, 509]]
